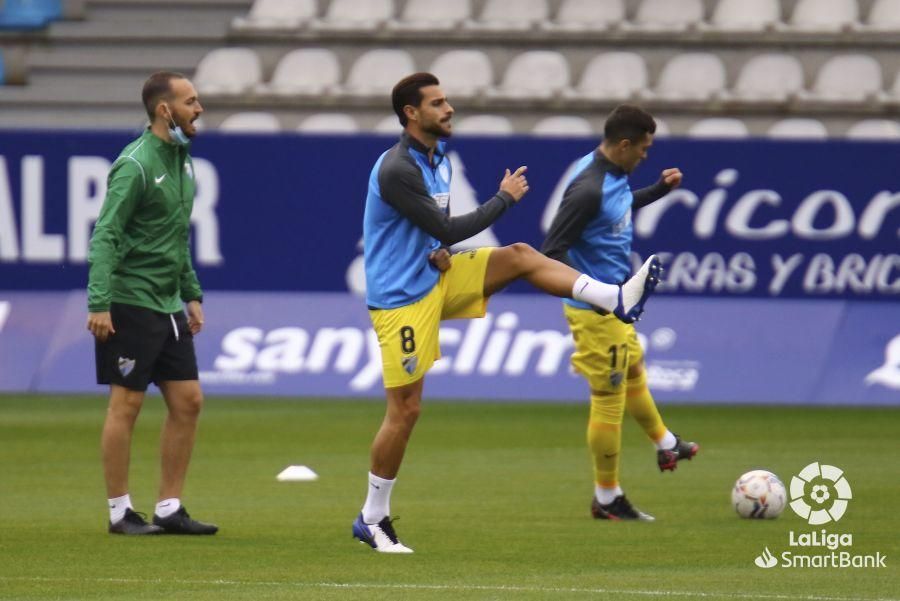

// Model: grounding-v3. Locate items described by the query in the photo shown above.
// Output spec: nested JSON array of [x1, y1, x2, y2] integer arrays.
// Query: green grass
[[0, 395, 897, 601]]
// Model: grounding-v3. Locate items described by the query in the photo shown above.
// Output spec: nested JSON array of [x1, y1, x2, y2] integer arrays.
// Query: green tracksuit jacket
[[87, 129, 203, 314]]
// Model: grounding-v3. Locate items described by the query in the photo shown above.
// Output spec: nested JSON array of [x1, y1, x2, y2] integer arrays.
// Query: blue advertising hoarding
[[1, 291, 897, 405], [0, 131, 897, 300]]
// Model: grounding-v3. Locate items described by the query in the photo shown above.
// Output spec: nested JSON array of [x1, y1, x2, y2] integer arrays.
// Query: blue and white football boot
[[352, 514, 413, 553], [613, 254, 662, 324]]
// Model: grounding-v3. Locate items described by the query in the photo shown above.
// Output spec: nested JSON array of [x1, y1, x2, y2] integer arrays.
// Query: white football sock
[[595, 485, 624, 506], [572, 274, 619, 312], [108, 493, 133, 524], [155, 498, 181, 518], [656, 430, 678, 451], [362, 472, 395, 524]]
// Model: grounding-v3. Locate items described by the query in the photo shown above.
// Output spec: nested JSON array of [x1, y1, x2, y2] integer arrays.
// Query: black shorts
[[95, 302, 199, 392]]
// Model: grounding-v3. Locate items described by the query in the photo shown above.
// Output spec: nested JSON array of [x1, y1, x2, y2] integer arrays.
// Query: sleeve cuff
[[496, 190, 515, 207]]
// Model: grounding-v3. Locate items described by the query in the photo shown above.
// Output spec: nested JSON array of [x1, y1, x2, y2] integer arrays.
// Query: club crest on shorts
[[609, 370, 624, 388], [118, 357, 136, 377], [401, 355, 418, 375]]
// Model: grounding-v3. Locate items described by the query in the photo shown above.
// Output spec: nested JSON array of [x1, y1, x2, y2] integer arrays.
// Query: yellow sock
[[625, 372, 667, 444], [587, 391, 625, 487]]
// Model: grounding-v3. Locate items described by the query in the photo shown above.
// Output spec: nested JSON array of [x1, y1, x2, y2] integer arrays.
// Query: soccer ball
[[732, 470, 787, 519]]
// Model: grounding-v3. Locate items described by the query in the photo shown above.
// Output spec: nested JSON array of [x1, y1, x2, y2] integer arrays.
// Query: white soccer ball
[[732, 470, 787, 519]]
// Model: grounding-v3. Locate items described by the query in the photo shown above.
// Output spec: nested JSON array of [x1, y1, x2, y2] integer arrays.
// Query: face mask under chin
[[168, 121, 191, 146]]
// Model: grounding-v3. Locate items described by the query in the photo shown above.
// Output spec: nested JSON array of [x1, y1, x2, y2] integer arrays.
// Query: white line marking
[[0, 576, 896, 601]]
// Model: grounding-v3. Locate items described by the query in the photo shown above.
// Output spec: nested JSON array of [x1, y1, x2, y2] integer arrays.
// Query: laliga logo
[[789, 462, 852, 525]]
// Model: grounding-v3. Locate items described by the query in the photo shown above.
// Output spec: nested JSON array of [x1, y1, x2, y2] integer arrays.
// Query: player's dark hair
[[142, 71, 186, 121], [392, 72, 441, 127], [603, 104, 657, 144]]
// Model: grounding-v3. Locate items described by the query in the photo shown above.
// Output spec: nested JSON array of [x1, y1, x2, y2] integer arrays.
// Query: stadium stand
[[687, 118, 750, 139], [785, 0, 860, 32], [700, 0, 780, 32], [645, 53, 726, 102], [297, 112, 359, 133], [624, 0, 704, 32], [652, 117, 671, 136], [194, 47, 262, 95], [341, 49, 415, 98], [721, 54, 805, 103], [388, 0, 471, 32], [486, 50, 570, 100], [540, 0, 625, 32], [0, 0, 898, 138], [373, 114, 401, 133], [799, 54, 883, 103], [464, 0, 548, 32], [883, 68, 900, 105], [219, 111, 281, 132], [310, 0, 393, 32], [428, 49, 493, 99], [531, 115, 594, 137], [562, 52, 647, 102], [231, 0, 317, 31], [767, 118, 830, 139], [255, 48, 340, 96], [862, 0, 900, 30], [453, 114, 514, 135], [845, 118, 900, 138]]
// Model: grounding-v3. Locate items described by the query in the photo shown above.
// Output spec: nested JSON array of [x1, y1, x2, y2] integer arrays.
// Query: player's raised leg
[[482, 243, 661, 323]]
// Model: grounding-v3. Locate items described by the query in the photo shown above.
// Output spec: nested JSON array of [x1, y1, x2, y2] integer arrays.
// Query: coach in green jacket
[[87, 71, 217, 536]]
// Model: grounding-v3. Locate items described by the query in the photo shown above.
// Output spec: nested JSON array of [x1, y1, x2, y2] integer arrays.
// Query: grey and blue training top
[[541, 150, 670, 310], [363, 132, 515, 309]]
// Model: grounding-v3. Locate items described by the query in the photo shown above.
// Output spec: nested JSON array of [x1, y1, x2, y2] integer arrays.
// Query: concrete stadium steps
[[26, 45, 205, 72], [48, 17, 233, 43], [85, 0, 252, 24]]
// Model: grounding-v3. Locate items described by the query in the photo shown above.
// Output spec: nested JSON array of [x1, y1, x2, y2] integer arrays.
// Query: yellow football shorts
[[563, 304, 644, 394], [370, 248, 493, 388]]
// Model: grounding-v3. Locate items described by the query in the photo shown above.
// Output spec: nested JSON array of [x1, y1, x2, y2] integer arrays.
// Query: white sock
[[155, 498, 181, 518], [656, 430, 678, 451], [595, 485, 624, 506], [361, 472, 395, 524], [572, 274, 619, 312], [108, 493, 133, 523]]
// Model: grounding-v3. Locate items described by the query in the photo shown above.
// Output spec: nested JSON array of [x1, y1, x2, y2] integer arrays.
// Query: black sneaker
[[657, 434, 699, 472], [109, 508, 163, 535], [591, 495, 655, 521], [152, 506, 218, 535]]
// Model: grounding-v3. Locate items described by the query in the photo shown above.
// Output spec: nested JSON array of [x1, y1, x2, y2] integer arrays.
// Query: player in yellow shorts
[[543, 104, 699, 521], [353, 74, 663, 553], [370, 248, 492, 388]]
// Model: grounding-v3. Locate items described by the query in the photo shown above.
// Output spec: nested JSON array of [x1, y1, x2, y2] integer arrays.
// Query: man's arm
[[379, 160, 526, 247], [540, 180, 600, 265], [632, 168, 682, 209], [179, 244, 205, 334], [87, 159, 145, 313], [179, 247, 203, 305]]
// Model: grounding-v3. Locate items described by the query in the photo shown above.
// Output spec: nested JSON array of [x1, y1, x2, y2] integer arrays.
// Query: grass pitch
[[0, 395, 897, 601]]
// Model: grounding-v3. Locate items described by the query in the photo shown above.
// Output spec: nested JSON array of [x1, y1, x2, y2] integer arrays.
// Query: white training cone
[[276, 465, 319, 482]]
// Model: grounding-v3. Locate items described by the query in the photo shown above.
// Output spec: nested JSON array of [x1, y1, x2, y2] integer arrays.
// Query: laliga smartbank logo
[[789, 462, 852, 525], [754, 463, 886, 570]]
